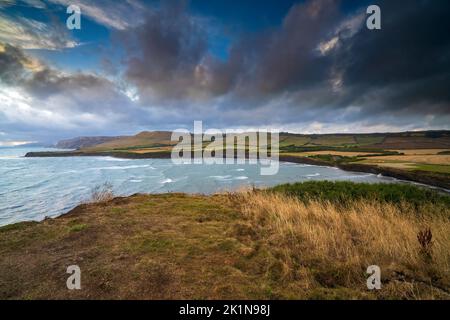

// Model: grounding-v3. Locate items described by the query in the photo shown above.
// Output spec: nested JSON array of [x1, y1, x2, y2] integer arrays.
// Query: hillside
[[56, 136, 124, 149], [1, 183, 449, 300], [55, 131, 450, 151]]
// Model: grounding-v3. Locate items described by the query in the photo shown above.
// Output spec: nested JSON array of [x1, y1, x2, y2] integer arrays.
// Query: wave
[[101, 157, 129, 162], [209, 175, 232, 180], [337, 174, 374, 179], [305, 173, 320, 177]]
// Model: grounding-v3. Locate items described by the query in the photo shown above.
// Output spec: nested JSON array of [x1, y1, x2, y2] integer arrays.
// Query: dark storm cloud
[[120, 0, 342, 102], [0, 43, 31, 84], [119, 1, 210, 101], [118, 0, 449, 128], [236, 0, 340, 95], [1, 0, 449, 143], [332, 0, 450, 116]]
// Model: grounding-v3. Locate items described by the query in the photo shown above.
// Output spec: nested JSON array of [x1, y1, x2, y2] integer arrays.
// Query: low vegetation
[[271, 181, 450, 210], [0, 182, 448, 299], [89, 182, 115, 203]]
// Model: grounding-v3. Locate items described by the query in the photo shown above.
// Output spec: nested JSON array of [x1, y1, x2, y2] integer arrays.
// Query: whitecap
[[234, 176, 249, 180], [305, 173, 320, 177], [94, 165, 151, 170], [209, 175, 232, 180], [102, 157, 128, 162]]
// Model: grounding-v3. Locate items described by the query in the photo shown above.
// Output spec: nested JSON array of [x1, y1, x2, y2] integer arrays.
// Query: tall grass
[[230, 190, 450, 298]]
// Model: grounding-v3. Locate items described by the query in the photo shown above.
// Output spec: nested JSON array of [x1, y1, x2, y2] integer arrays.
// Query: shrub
[[90, 182, 115, 203], [270, 181, 450, 209]]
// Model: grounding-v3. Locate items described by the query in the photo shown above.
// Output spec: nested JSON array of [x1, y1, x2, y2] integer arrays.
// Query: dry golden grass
[[368, 155, 450, 165], [283, 151, 376, 157], [395, 149, 450, 155], [129, 146, 173, 154], [229, 190, 450, 298], [360, 161, 416, 170]]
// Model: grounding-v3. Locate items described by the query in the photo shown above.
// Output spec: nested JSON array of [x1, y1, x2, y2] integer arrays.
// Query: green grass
[[271, 181, 450, 208], [413, 164, 450, 174], [279, 145, 398, 154], [307, 154, 361, 164], [68, 224, 87, 232], [355, 136, 385, 145], [0, 222, 36, 233], [308, 135, 357, 146], [110, 208, 127, 215], [114, 143, 173, 151], [279, 135, 311, 147]]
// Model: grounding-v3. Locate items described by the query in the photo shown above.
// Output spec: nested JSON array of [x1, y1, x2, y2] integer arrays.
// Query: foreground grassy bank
[[0, 182, 449, 299]]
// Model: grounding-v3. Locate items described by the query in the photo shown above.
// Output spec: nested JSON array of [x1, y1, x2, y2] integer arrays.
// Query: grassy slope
[[83, 131, 176, 152], [1, 183, 449, 300], [79, 131, 450, 152]]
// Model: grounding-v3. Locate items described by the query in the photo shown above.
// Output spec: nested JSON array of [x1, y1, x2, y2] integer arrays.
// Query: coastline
[[281, 155, 450, 191], [25, 150, 450, 190]]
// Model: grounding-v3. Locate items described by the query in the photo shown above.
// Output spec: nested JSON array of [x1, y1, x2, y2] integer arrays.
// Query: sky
[[0, 0, 449, 145]]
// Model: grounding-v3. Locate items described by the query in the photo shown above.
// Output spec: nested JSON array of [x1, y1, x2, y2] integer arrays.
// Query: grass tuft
[[68, 224, 87, 233], [89, 182, 115, 203]]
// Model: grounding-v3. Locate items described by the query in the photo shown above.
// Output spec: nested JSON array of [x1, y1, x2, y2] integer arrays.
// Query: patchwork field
[[360, 154, 450, 174]]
